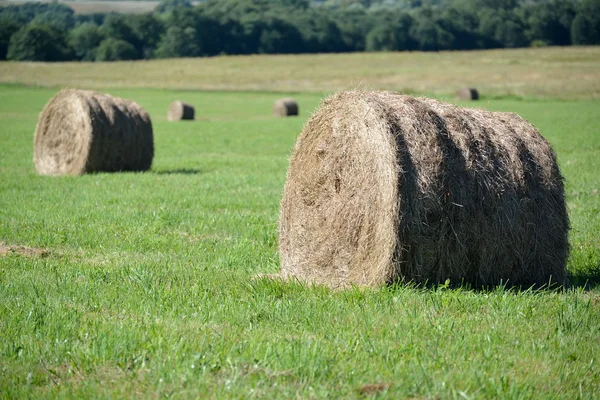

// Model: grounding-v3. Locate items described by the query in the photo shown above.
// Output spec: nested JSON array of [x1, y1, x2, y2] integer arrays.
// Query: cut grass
[[0, 84, 599, 398], [0, 46, 599, 99], [0, 0, 160, 15]]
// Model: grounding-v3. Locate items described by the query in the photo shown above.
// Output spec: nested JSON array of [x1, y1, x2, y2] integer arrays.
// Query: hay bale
[[34, 89, 154, 175], [456, 88, 479, 101], [273, 98, 299, 117], [167, 101, 195, 121], [278, 90, 569, 289]]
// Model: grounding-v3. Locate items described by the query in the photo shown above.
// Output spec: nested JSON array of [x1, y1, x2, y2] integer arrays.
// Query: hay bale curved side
[[273, 98, 299, 117], [167, 101, 195, 121], [34, 89, 154, 175], [278, 90, 568, 289], [456, 88, 479, 100]]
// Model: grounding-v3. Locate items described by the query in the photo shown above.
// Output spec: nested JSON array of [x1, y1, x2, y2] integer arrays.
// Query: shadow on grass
[[568, 264, 600, 290], [153, 168, 204, 175], [392, 264, 600, 293], [252, 271, 600, 296]]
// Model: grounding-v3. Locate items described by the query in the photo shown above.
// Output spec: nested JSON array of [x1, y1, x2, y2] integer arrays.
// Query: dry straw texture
[[34, 89, 154, 175], [278, 90, 569, 289], [167, 101, 195, 121], [456, 88, 479, 100], [273, 98, 299, 117]]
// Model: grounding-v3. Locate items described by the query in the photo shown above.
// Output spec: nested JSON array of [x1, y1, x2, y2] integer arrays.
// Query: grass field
[[0, 50, 599, 398], [0, 0, 162, 15], [1, 47, 599, 99]]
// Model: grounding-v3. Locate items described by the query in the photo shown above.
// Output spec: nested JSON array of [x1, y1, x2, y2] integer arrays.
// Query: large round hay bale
[[273, 98, 299, 117], [167, 101, 195, 121], [34, 89, 154, 175], [278, 90, 569, 289], [456, 87, 479, 101]]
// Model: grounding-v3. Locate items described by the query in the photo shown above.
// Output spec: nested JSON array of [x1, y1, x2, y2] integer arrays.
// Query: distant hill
[[0, 1, 205, 15]]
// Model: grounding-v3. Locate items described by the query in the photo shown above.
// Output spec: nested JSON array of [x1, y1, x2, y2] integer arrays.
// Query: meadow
[[1, 47, 599, 99], [0, 48, 599, 398], [0, 1, 160, 15]]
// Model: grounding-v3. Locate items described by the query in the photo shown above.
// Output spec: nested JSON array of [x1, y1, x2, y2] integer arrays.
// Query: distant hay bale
[[273, 98, 299, 117], [34, 89, 154, 175], [167, 101, 195, 121], [278, 90, 569, 289], [456, 88, 479, 100]]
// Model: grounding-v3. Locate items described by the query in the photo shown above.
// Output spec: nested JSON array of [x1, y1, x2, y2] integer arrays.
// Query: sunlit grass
[[0, 84, 598, 398], [0, 46, 599, 99]]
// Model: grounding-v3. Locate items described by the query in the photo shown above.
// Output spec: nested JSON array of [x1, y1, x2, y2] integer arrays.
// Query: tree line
[[0, 0, 599, 62]]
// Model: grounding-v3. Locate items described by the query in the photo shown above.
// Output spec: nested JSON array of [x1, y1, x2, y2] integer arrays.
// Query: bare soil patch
[[357, 383, 391, 396], [0, 242, 50, 257]]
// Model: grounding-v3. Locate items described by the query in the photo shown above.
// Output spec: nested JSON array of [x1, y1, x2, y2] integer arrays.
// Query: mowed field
[[1, 47, 599, 99], [1, 48, 600, 398], [0, 1, 161, 15]]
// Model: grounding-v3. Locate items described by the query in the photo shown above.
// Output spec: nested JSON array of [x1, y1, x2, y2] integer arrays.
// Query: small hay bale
[[167, 101, 195, 121], [278, 90, 569, 289], [456, 87, 479, 101], [273, 98, 299, 117], [34, 89, 154, 175]]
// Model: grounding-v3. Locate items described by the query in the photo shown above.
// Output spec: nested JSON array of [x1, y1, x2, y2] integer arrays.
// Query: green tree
[[478, 8, 527, 48], [193, 13, 227, 56], [410, 8, 453, 51], [0, 2, 75, 26], [7, 23, 72, 61], [522, 0, 575, 46], [363, 10, 415, 51], [571, 14, 599, 45], [437, 7, 479, 50], [69, 22, 104, 61], [301, 12, 344, 53], [101, 14, 141, 53], [258, 18, 304, 54], [75, 13, 106, 27], [156, 0, 192, 14], [365, 24, 397, 51], [0, 16, 19, 60], [129, 14, 164, 58], [95, 38, 138, 61], [154, 26, 199, 58], [571, 0, 600, 45], [217, 18, 247, 54], [333, 8, 370, 51], [30, 8, 75, 31]]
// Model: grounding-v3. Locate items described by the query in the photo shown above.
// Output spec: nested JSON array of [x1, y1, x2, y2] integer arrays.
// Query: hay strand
[[278, 90, 569, 289], [34, 89, 154, 175], [167, 101, 195, 121], [273, 98, 299, 117]]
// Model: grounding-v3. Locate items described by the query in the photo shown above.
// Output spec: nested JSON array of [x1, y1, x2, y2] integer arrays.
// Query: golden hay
[[34, 89, 154, 175], [273, 98, 299, 117], [456, 88, 479, 101], [278, 90, 569, 289], [167, 101, 195, 121]]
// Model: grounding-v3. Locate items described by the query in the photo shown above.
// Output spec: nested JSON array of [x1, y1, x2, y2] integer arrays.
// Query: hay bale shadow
[[568, 263, 600, 290], [264, 272, 570, 293], [153, 168, 205, 175]]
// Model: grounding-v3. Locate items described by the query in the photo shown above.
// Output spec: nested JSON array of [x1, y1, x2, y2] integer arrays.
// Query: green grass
[[0, 84, 599, 398]]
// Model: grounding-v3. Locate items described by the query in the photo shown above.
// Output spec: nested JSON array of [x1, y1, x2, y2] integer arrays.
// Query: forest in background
[[0, 0, 598, 62]]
